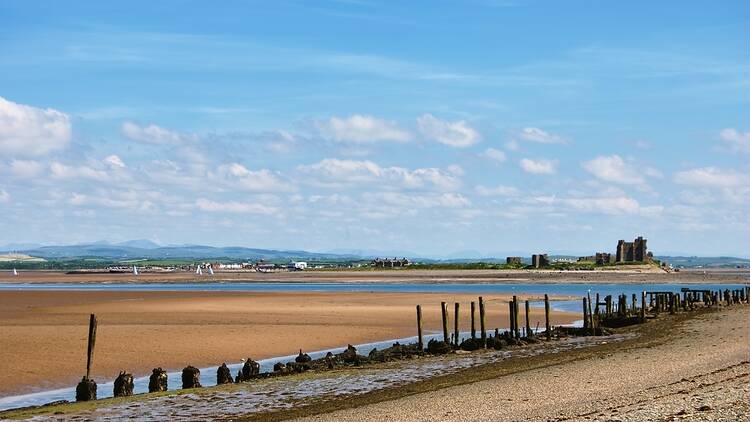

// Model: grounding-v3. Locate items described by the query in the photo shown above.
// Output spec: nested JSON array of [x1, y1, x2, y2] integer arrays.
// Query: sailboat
[[12, 268, 18, 276], [196, 266, 203, 276], [208, 266, 214, 275], [132, 266, 139, 276]]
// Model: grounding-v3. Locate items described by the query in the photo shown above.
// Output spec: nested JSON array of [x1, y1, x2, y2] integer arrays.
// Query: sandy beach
[[1, 267, 748, 284], [0, 290, 577, 397]]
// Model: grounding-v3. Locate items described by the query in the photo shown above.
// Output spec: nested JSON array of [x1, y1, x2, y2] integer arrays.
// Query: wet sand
[[1, 267, 748, 284], [0, 290, 577, 397]]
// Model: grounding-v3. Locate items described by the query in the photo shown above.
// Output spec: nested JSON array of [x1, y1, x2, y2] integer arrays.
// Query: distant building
[[287, 261, 307, 270], [531, 254, 549, 268], [506, 257, 522, 265], [616, 236, 649, 263], [372, 257, 410, 268], [595, 252, 612, 265]]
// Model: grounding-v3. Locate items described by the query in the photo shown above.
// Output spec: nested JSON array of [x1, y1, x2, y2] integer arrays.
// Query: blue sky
[[1, 0, 749, 257]]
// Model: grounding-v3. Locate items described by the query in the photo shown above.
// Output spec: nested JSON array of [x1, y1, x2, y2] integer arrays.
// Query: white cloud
[[104, 155, 126, 168], [298, 158, 461, 191], [121, 121, 198, 144], [50, 162, 109, 180], [417, 113, 480, 148], [315, 114, 411, 143], [475, 185, 520, 196], [214, 163, 293, 192], [582, 155, 649, 187], [533, 195, 663, 216], [718, 128, 750, 153], [519, 158, 557, 174], [674, 167, 747, 188], [0, 189, 10, 203], [0, 96, 71, 156], [505, 139, 521, 151], [482, 147, 507, 164], [68, 191, 156, 212], [8, 159, 44, 178], [519, 127, 566, 144], [195, 198, 278, 215]]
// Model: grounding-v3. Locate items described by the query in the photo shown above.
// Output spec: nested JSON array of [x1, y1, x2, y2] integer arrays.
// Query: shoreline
[[1, 267, 749, 284]]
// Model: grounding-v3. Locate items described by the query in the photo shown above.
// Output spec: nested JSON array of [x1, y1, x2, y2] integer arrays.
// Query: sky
[[1, 0, 749, 257]]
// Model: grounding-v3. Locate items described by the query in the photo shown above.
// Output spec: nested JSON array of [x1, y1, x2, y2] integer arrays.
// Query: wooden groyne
[[67, 285, 749, 405]]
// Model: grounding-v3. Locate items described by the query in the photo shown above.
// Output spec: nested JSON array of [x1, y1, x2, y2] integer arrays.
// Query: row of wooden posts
[[75, 286, 750, 402], [416, 294, 553, 350]]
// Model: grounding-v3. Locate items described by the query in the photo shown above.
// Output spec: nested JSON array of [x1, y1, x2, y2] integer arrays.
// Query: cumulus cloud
[[519, 158, 557, 174], [0, 189, 10, 203], [50, 162, 110, 181], [482, 147, 507, 164], [519, 127, 566, 144], [581, 155, 660, 189], [121, 121, 199, 144], [8, 159, 45, 178], [0, 96, 71, 156], [417, 113, 480, 148], [718, 128, 750, 153], [298, 158, 461, 190], [475, 185, 520, 196], [195, 198, 278, 215], [315, 114, 411, 143], [213, 163, 294, 192], [674, 167, 747, 188], [69, 191, 156, 212], [531, 195, 662, 216], [371, 192, 471, 208], [104, 155, 126, 168]]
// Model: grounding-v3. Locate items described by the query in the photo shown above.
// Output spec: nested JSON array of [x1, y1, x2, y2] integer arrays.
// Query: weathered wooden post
[[632, 293, 637, 313], [470, 301, 476, 339], [217, 363, 233, 385], [416, 305, 424, 350], [640, 291, 646, 322], [454, 302, 460, 346], [508, 300, 515, 338], [149, 368, 168, 392], [113, 371, 134, 397], [512, 295, 520, 339], [441, 301, 449, 344], [669, 293, 675, 314], [525, 300, 532, 338], [76, 313, 98, 402], [583, 297, 589, 331], [479, 296, 487, 347], [544, 294, 551, 340]]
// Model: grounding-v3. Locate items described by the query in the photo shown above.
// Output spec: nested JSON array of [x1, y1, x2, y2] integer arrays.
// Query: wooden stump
[[113, 371, 134, 397], [75, 377, 97, 402], [416, 305, 424, 350], [182, 366, 201, 389], [544, 294, 551, 340], [217, 363, 233, 385], [149, 367, 168, 392], [441, 301, 449, 344]]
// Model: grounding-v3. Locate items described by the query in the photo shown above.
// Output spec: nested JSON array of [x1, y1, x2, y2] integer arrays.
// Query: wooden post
[[508, 300, 515, 338], [513, 295, 520, 339], [544, 294, 551, 340], [441, 302, 449, 343], [632, 293, 637, 313], [583, 297, 589, 330], [470, 301, 476, 339], [453, 302, 460, 346], [86, 313, 97, 380], [525, 300, 531, 338], [640, 291, 646, 322], [479, 296, 487, 347], [416, 305, 423, 350]]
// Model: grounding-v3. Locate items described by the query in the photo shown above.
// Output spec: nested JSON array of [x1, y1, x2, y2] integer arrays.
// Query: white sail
[[208, 266, 214, 275], [132, 266, 139, 276], [12, 268, 18, 276], [197, 267, 203, 275]]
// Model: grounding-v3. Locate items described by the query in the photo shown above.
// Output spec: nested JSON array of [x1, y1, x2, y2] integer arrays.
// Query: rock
[[113, 371, 134, 397], [324, 352, 336, 369], [697, 405, 712, 411], [295, 349, 312, 363], [459, 338, 483, 351], [340, 344, 362, 364], [427, 339, 452, 354], [181, 365, 202, 389], [75, 377, 97, 402], [240, 358, 260, 381], [148, 367, 168, 392], [216, 363, 233, 385], [273, 362, 286, 372]]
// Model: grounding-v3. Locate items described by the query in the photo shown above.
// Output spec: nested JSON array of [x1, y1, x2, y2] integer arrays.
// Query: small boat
[[12, 268, 18, 276], [132, 266, 139, 276], [196, 267, 203, 275]]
